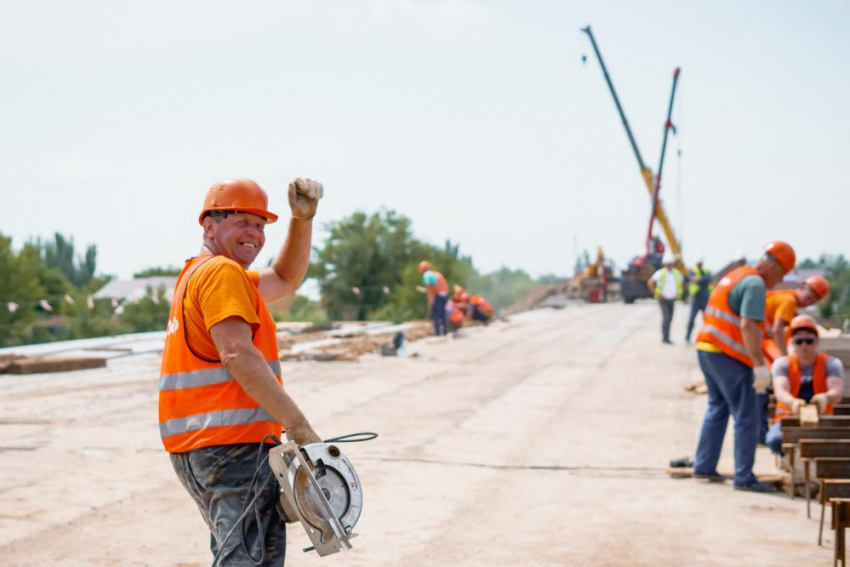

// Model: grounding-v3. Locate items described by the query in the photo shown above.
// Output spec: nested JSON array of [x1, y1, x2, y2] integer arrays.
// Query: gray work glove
[[285, 419, 323, 446], [752, 365, 771, 393], [288, 178, 324, 220]]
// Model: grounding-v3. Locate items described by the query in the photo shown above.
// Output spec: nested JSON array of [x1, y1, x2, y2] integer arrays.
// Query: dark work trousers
[[693, 350, 759, 486], [685, 294, 709, 342], [757, 388, 772, 445], [431, 293, 449, 336], [659, 299, 675, 343], [171, 443, 287, 567]]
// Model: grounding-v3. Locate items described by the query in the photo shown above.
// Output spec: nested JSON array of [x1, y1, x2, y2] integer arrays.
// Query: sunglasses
[[793, 337, 816, 346]]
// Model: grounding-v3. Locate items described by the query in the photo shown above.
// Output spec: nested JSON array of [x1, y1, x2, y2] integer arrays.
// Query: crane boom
[[580, 25, 683, 266]]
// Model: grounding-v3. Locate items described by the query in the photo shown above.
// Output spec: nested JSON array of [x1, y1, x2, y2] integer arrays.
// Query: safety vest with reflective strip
[[654, 268, 684, 300], [775, 353, 834, 421], [158, 254, 282, 453], [424, 270, 449, 297], [688, 266, 714, 298], [695, 266, 766, 367]]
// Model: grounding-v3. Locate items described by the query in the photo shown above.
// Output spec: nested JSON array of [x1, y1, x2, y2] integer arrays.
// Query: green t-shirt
[[727, 275, 766, 321]]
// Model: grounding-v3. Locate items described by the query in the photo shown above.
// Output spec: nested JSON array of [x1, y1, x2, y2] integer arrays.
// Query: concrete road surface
[[0, 303, 834, 566]]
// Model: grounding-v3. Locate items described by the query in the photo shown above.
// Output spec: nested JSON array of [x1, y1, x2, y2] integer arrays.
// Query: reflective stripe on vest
[[158, 255, 283, 453], [775, 352, 834, 421], [160, 406, 276, 438], [695, 266, 766, 367], [655, 269, 683, 300], [159, 360, 282, 391]]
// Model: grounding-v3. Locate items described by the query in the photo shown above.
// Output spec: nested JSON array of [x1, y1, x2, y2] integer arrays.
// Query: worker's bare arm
[[772, 375, 797, 407], [827, 376, 845, 404], [258, 178, 323, 304], [210, 316, 320, 444], [741, 317, 766, 367]]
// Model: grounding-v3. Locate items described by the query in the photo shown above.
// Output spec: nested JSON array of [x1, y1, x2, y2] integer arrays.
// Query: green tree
[[37, 233, 97, 288], [134, 266, 182, 277]]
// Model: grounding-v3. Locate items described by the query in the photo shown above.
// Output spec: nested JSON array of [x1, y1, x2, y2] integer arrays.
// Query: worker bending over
[[685, 257, 713, 344], [159, 178, 323, 565], [467, 294, 494, 324], [692, 241, 795, 493], [647, 255, 683, 345], [757, 275, 830, 443], [765, 314, 845, 454], [419, 261, 450, 336]]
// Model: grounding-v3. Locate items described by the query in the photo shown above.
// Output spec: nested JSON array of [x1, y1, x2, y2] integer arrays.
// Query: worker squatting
[[417, 260, 493, 336], [656, 242, 844, 493]]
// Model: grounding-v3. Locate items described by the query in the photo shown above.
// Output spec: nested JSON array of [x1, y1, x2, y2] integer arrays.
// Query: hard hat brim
[[198, 207, 279, 226]]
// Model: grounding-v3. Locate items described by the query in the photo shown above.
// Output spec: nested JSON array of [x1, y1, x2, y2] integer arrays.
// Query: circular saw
[[268, 441, 363, 557]]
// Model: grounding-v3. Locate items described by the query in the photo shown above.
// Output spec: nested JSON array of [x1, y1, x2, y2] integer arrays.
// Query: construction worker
[[684, 257, 713, 344], [765, 314, 845, 455], [756, 275, 830, 443], [159, 178, 324, 565], [452, 285, 465, 305], [419, 261, 449, 336], [762, 275, 830, 364], [468, 294, 494, 324], [647, 255, 683, 345], [692, 241, 795, 493]]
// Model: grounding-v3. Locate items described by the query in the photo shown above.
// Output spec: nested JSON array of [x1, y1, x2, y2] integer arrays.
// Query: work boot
[[734, 480, 777, 494]]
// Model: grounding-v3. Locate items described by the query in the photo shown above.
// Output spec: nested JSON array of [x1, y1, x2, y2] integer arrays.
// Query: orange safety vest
[[158, 255, 283, 453], [425, 270, 449, 297], [696, 266, 766, 368], [775, 352, 834, 421], [761, 290, 797, 366], [471, 295, 493, 315]]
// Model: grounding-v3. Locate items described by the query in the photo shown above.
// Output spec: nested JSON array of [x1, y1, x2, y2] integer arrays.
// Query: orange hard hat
[[804, 275, 830, 300], [789, 314, 818, 336], [418, 261, 431, 274], [198, 179, 278, 226], [763, 241, 796, 273]]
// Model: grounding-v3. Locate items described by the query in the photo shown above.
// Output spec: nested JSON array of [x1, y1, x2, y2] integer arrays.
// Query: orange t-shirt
[[765, 290, 797, 328], [182, 256, 262, 361]]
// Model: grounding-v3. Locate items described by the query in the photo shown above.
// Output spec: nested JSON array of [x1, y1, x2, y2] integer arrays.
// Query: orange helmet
[[789, 314, 818, 336], [198, 179, 278, 226], [804, 275, 830, 299], [763, 241, 795, 273], [418, 261, 431, 274]]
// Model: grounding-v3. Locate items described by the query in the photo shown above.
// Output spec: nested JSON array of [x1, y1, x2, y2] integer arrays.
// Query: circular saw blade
[[293, 464, 351, 530]]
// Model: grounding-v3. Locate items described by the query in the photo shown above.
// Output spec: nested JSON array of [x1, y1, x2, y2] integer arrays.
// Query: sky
[[1, 0, 848, 281]]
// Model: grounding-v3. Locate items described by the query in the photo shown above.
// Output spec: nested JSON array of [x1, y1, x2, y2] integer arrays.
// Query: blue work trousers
[[693, 350, 759, 486], [431, 294, 448, 336], [765, 421, 783, 455]]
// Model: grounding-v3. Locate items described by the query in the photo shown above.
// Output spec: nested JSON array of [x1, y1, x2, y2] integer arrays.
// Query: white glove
[[790, 398, 806, 415], [810, 393, 830, 414], [752, 365, 771, 393]]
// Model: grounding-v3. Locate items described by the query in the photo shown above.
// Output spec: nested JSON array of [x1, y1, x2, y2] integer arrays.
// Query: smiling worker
[[159, 178, 324, 565]]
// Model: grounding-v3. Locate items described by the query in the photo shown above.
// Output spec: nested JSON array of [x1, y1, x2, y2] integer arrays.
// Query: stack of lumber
[[279, 321, 434, 363], [2, 355, 106, 375]]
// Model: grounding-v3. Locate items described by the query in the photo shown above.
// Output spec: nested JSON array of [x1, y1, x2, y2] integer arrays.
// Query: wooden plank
[[780, 416, 850, 429], [815, 458, 850, 479], [799, 440, 850, 459], [783, 427, 850, 445], [800, 405, 820, 427], [6, 356, 106, 375], [835, 405, 850, 416], [824, 480, 850, 500]]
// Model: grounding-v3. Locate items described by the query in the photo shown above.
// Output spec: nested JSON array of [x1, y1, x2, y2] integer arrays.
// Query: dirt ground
[[0, 303, 835, 566]]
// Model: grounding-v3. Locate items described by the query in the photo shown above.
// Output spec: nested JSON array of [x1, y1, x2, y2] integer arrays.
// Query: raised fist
[[288, 178, 324, 220]]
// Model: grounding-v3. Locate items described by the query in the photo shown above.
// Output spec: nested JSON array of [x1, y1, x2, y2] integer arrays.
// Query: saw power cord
[[211, 432, 378, 567]]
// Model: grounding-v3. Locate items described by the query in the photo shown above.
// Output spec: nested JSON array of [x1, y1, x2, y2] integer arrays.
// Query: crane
[[581, 25, 684, 302]]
